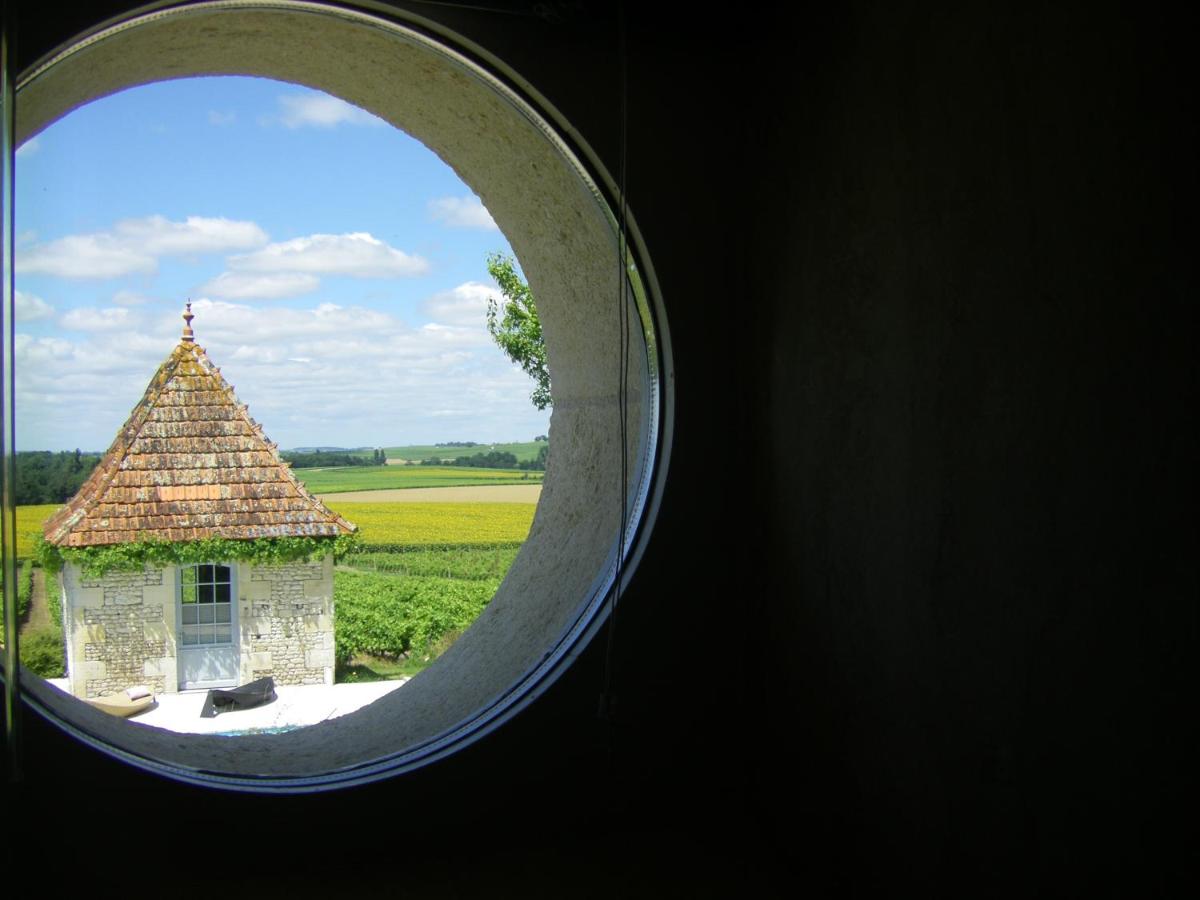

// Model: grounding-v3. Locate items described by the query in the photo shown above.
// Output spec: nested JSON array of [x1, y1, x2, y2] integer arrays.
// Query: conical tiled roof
[[43, 306, 356, 548]]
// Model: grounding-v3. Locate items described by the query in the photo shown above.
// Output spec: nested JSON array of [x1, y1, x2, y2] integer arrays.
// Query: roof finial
[[181, 301, 195, 343]]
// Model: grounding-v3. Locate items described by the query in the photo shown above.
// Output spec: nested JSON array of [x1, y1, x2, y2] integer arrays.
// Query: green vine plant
[[35, 533, 359, 579]]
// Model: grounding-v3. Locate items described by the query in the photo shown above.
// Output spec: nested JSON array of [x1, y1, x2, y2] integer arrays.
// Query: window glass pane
[[215, 605, 231, 624], [215, 625, 232, 644], [181, 567, 197, 586], [181, 584, 197, 604], [201, 625, 216, 645], [181, 630, 197, 646], [215, 564, 232, 582], [199, 605, 215, 624], [199, 564, 214, 584], [199, 584, 214, 605], [215, 582, 231, 605], [182, 606, 198, 625]]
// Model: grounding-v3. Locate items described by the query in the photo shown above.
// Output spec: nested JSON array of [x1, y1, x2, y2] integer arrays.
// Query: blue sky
[[14, 76, 549, 451]]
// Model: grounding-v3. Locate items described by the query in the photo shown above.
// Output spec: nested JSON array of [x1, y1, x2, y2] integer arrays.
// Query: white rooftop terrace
[[45, 678, 407, 736]]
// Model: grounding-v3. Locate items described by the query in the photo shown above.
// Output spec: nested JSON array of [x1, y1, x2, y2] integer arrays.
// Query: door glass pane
[[179, 563, 235, 648]]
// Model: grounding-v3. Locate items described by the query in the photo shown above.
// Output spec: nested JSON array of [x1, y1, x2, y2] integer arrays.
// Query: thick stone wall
[[15, 5, 654, 769], [240, 556, 335, 687], [64, 565, 172, 699]]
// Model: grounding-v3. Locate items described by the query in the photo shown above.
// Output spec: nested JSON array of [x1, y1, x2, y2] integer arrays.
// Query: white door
[[178, 563, 239, 689]]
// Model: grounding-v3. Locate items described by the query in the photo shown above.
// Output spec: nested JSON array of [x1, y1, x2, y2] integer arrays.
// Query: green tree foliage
[[526, 443, 549, 471], [14, 450, 101, 505], [282, 450, 363, 469], [17, 561, 34, 621], [486, 252, 551, 410], [21, 630, 65, 678], [417, 448, 546, 471]]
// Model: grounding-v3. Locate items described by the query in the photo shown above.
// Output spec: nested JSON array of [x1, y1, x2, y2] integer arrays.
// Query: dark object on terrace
[[199, 676, 277, 718]]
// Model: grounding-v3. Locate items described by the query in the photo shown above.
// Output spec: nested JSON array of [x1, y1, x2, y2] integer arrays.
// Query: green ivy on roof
[[36, 533, 358, 578]]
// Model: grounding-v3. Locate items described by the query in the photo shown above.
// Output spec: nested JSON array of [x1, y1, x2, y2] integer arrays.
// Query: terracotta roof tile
[[44, 332, 356, 548]]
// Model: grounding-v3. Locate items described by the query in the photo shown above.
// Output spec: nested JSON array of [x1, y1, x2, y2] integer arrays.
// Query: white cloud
[[112, 289, 152, 306], [272, 93, 383, 129], [16, 296, 549, 452], [199, 271, 321, 300], [17, 234, 157, 278], [15, 290, 54, 322], [15, 333, 165, 448], [228, 232, 429, 278], [16, 137, 40, 158], [428, 195, 499, 230], [183, 299, 402, 345], [422, 281, 496, 328], [15, 215, 268, 279], [60, 307, 139, 332], [113, 215, 268, 256]]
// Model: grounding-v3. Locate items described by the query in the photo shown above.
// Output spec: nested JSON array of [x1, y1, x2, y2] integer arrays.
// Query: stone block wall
[[240, 555, 334, 686], [64, 565, 173, 699], [60, 554, 336, 697]]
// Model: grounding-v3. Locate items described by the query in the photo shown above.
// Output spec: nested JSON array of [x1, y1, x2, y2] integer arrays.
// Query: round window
[[8, 0, 671, 790]]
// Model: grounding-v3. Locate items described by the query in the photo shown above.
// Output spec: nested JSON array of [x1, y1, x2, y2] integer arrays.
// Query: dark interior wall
[[4, 2, 1191, 894], [748, 5, 1192, 894]]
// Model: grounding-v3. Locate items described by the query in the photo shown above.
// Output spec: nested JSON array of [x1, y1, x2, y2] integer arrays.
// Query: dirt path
[[318, 484, 543, 504], [20, 567, 52, 636]]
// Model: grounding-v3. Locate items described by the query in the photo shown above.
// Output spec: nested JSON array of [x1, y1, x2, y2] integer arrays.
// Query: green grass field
[[330, 506, 532, 679], [15, 499, 535, 557], [13, 499, 535, 682], [375, 441, 546, 463], [339, 546, 521, 578], [15, 504, 60, 560], [328, 501, 535, 547], [293, 464, 542, 494], [335, 542, 524, 680]]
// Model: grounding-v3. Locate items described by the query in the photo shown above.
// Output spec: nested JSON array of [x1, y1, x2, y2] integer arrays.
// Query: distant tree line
[[418, 445, 547, 471], [15, 450, 101, 505], [436, 441, 479, 448], [283, 449, 387, 469]]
